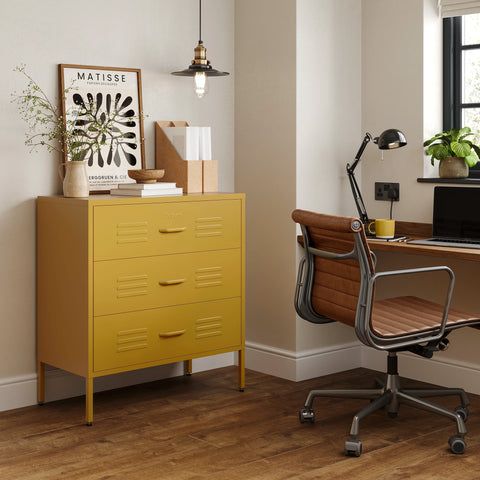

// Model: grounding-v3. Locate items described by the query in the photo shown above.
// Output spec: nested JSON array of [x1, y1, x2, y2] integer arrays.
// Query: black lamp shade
[[171, 64, 229, 77], [376, 129, 407, 150]]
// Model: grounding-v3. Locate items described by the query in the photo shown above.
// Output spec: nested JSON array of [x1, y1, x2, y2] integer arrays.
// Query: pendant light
[[171, 0, 229, 98]]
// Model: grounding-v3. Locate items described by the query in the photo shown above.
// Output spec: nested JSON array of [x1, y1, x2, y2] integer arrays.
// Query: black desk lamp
[[346, 129, 407, 224]]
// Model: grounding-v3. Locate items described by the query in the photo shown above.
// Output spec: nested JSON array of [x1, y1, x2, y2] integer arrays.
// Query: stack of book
[[110, 182, 183, 197]]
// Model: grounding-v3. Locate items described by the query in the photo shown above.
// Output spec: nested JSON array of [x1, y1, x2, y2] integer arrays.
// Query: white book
[[118, 182, 177, 190], [110, 187, 183, 197], [199, 126, 212, 160], [161, 126, 199, 161]]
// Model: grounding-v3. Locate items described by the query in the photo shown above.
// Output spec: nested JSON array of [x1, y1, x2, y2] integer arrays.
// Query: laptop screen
[[433, 186, 480, 240]]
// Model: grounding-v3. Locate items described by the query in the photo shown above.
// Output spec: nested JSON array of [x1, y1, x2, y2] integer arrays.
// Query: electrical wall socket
[[375, 182, 399, 201]]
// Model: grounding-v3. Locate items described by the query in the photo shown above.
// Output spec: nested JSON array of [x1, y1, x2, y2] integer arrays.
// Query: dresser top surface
[[38, 192, 245, 206]]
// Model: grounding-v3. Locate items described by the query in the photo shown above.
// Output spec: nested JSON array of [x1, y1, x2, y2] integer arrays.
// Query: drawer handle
[[159, 227, 186, 233], [159, 329, 187, 338], [158, 279, 186, 286]]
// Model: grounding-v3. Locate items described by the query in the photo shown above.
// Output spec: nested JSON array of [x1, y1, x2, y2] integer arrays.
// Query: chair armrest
[[361, 266, 455, 350]]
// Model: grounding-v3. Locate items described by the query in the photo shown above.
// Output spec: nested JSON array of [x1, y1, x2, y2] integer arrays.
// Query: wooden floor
[[1, 367, 480, 479]]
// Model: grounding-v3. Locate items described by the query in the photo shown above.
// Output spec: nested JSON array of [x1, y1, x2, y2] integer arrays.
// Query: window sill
[[417, 177, 480, 185]]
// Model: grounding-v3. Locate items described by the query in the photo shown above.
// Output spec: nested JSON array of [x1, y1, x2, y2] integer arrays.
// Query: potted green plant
[[423, 127, 480, 178], [11, 65, 116, 197]]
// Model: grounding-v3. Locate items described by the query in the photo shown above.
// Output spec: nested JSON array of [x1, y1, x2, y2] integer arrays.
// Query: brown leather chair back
[[292, 210, 375, 328]]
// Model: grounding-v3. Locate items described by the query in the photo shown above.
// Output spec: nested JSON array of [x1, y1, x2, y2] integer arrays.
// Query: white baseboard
[[244, 342, 297, 380], [246, 340, 480, 395], [0, 352, 235, 413], [3, 345, 480, 413], [194, 352, 235, 373], [0, 374, 38, 412], [245, 340, 363, 381]]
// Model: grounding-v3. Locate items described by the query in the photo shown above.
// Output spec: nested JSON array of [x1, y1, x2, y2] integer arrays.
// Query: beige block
[[203, 160, 218, 193]]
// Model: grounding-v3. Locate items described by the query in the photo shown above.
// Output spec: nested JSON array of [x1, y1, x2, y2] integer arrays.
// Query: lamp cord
[[199, 0, 202, 43], [390, 199, 393, 220]]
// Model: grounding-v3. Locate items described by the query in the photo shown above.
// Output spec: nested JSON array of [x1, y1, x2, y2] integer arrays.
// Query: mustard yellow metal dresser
[[37, 193, 245, 425]]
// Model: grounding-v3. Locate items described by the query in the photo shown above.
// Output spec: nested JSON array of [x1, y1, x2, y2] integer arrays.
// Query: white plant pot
[[62, 161, 90, 198]]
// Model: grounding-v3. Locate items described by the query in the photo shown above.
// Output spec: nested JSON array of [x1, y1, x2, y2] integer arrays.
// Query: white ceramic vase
[[62, 161, 90, 198]]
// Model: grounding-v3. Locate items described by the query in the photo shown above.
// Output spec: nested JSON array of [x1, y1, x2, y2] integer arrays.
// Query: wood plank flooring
[[1, 367, 480, 479]]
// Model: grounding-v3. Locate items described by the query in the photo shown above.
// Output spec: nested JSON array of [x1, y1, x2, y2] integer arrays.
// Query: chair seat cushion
[[371, 296, 480, 338]]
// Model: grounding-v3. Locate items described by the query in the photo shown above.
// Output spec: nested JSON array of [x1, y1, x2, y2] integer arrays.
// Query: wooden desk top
[[368, 221, 480, 263], [297, 220, 480, 262]]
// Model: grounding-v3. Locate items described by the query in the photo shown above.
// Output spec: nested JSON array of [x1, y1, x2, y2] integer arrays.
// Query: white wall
[[0, 0, 234, 410], [236, 0, 363, 381], [4, 0, 480, 412], [235, 0, 298, 352], [242, 0, 480, 391], [362, 0, 480, 389], [423, 0, 444, 178], [296, 0, 362, 352], [362, 0, 431, 223]]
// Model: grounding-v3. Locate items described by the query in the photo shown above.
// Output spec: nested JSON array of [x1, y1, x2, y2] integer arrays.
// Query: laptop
[[409, 186, 480, 249]]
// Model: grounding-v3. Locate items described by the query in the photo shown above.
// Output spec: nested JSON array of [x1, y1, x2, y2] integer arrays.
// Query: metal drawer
[[93, 199, 242, 260], [93, 298, 242, 372], [94, 249, 241, 316]]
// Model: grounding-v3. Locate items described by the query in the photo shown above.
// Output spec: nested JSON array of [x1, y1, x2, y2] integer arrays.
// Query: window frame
[[443, 16, 480, 177]]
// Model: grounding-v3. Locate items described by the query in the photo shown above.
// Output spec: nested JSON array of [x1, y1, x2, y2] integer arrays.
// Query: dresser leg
[[37, 361, 45, 405], [86, 377, 93, 426], [184, 359, 193, 376], [238, 349, 245, 392]]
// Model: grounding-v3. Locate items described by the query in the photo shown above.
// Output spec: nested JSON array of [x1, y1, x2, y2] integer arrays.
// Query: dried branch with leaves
[[11, 65, 118, 162]]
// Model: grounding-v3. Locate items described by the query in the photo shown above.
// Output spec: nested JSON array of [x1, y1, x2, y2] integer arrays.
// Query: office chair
[[292, 209, 480, 457]]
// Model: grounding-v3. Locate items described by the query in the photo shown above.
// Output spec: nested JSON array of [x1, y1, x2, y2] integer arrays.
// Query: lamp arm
[[349, 132, 373, 173], [347, 167, 369, 224], [346, 132, 373, 225]]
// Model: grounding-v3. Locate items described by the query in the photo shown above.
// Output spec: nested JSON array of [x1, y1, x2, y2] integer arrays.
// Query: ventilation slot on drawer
[[116, 221, 149, 245], [195, 316, 223, 339], [195, 266, 223, 288], [117, 274, 149, 298], [195, 216, 224, 238], [117, 328, 148, 353]]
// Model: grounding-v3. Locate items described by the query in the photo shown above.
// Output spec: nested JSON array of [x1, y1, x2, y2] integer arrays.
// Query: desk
[[368, 221, 480, 263]]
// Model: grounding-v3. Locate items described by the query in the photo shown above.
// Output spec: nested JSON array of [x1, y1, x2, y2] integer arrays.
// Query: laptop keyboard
[[409, 238, 480, 249], [431, 237, 480, 245]]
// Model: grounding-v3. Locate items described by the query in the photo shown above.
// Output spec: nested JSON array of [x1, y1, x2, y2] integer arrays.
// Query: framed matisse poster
[[59, 64, 145, 193]]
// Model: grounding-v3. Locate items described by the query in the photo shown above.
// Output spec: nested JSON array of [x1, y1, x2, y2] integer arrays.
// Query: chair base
[[300, 352, 469, 456]]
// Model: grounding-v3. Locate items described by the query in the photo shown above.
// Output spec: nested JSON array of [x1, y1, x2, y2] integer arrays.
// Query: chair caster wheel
[[344, 438, 362, 457], [86, 422, 93, 427], [454, 406, 469, 422], [388, 412, 398, 419], [449, 435, 466, 454], [299, 407, 315, 424]]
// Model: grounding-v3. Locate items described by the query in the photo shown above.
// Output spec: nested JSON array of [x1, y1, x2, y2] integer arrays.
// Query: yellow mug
[[368, 219, 395, 239]]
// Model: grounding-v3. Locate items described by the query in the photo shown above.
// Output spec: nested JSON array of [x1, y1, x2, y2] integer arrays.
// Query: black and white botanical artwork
[[72, 92, 138, 168]]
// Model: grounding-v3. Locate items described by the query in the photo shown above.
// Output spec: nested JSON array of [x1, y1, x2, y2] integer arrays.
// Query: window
[[444, 14, 480, 176]]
